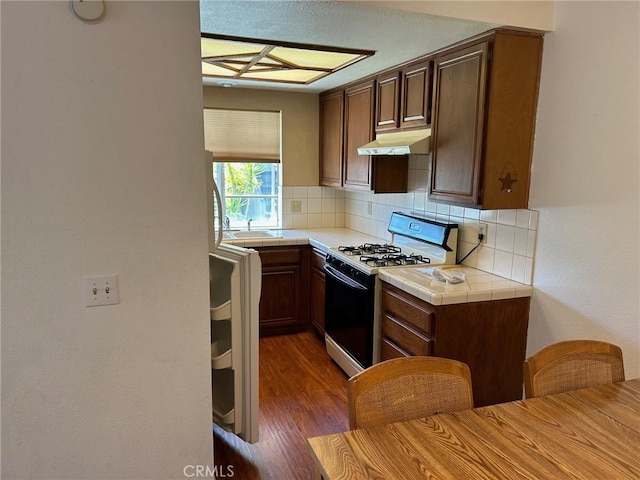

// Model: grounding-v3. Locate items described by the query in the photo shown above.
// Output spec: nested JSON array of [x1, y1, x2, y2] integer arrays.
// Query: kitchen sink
[[227, 230, 275, 239]]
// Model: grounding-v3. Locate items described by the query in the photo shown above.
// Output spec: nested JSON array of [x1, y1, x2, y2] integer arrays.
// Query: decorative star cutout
[[499, 173, 518, 192]]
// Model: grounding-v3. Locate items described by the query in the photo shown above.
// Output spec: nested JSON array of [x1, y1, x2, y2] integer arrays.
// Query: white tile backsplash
[[497, 209, 517, 226], [464, 207, 480, 220], [516, 209, 531, 229], [514, 228, 529, 256], [283, 176, 538, 285], [493, 250, 514, 278], [321, 198, 336, 212], [308, 186, 322, 198], [307, 198, 322, 214], [480, 209, 498, 223], [307, 213, 322, 228], [293, 186, 308, 198], [495, 224, 516, 253]]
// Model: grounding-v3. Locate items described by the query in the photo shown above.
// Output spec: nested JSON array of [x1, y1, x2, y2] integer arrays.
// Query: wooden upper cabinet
[[375, 60, 431, 133], [319, 90, 344, 187], [343, 80, 375, 190], [430, 42, 488, 207], [430, 31, 543, 209], [400, 59, 431, 129], [320, 80, 408, 193], [375, 71, 401, 132]]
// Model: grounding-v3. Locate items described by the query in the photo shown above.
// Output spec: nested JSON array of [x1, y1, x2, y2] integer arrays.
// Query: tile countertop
[[220, 228, 386, 253], [379, 266, 533, 306], [221, 228, 533, 306]]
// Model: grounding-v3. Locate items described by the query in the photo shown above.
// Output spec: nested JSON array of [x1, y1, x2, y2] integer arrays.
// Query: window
[[213, 162, 280, 229], [204, 108, 281, 229]]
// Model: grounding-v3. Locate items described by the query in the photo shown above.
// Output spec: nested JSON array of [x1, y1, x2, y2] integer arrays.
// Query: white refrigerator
[[207, 152, 260, 444]]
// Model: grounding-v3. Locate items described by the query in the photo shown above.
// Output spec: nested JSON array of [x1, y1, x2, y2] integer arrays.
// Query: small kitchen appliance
[[324, 212, 458, 377]]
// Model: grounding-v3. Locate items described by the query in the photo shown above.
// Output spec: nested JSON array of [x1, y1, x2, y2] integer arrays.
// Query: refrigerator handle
[[212, 177, 224, 249]]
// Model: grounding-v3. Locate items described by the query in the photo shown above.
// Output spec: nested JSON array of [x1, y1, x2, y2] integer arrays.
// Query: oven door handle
[[324, 264, 368, 291]]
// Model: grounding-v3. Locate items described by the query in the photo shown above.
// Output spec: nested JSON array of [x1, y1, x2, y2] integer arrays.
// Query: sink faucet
[[224, 216, 230, 230], [247, 218, 253, 231]]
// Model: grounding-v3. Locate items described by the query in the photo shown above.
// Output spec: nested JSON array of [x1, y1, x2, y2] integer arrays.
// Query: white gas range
[[323, 212, 459, 377]]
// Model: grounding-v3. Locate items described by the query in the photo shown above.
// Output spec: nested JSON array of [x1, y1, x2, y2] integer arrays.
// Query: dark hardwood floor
[[213, 331, 349, 479]]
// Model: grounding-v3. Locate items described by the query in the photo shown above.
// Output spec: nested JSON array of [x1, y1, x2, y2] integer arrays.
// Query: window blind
[[204, 108, 281, 163]]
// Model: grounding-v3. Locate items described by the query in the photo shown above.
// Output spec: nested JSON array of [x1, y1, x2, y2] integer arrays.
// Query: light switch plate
[[84, 275, 119, 307]]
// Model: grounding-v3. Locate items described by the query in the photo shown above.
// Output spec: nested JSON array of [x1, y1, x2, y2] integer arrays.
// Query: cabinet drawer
[[311, 249, 327, 271], [382, 287, 434, 335], [382, 314, 432, 356], [380, 338, 411, 361], [258, 247, 302, 265]]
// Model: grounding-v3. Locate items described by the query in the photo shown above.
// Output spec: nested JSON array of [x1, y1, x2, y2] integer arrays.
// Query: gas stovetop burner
[[359, 255, 390, 267], [363, 243, 401, 254], [358, 253, 431, 267], [338, 245, 364, 255], [404, 254, 431, 265], [338, 243, 402, 256]]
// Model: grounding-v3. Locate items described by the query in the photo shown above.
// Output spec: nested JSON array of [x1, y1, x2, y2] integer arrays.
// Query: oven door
[[324, 264, 376, 370]]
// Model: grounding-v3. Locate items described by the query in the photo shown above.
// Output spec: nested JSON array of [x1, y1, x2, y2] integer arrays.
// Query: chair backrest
[[523, 340, 625, 398], [347, 356, 474, 430]]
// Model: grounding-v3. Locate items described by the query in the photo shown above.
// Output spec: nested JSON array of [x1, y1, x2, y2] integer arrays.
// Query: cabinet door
[[400, 59, 431, 129], [260, 265, 300, 334], [375, 71, 400, 132], [258, 247, 309, 337], [309, 249, 326, 337], [429, 42, 489, 207], [319, 90, 344, 187], [343, 80, 375, 190]]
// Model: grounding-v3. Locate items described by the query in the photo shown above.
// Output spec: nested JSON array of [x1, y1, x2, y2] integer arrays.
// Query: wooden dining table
[[308, 378, 640, 479]]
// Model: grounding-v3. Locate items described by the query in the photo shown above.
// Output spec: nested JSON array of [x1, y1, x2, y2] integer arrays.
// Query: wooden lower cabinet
[[380, 281, 529, 407], [257, 246, 310, 337], [309, 248, 327, 338]]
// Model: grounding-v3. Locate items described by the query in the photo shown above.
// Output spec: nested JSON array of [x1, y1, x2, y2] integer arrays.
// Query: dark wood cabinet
[[380, 281, 530, 407], [429, 31, 543, 209], [375, 71, 401, 132], [257, 246, 310, 337], [343, 80, 375, 190], [400, 59, 431, 129], [375, 60, 431, 133], [318, 28, 542, 203], [309, 248, 326, 338], [319, 90, 344, 188], [319, 79, 410, 194]]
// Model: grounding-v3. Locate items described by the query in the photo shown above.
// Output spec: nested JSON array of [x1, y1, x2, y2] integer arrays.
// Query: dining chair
[[314, 356, 474, 480], [347, 356, 474, 430], [523, 339, 625, 398]]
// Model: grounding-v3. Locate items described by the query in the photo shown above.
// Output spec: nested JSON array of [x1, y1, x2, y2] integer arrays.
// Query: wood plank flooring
[[213, 332, 349, 479]]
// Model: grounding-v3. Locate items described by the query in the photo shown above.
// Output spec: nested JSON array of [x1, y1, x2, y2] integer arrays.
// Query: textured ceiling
[[199, 1, 498, 93]]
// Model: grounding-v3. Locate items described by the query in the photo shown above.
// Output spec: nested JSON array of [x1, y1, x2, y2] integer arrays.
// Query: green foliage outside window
[[224, 163, 267, 220]]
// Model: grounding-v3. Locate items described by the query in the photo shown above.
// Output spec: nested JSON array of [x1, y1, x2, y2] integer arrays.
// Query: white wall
[[528, 1, 640, 377], [353, 0, 555, 31], [1, 2, 214, 478]]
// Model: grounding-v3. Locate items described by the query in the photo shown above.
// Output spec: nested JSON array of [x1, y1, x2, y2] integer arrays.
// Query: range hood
[[357, 129, 431, 156]]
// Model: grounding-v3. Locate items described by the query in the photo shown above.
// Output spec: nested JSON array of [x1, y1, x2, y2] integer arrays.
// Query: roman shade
[[204, 108, 281, 162]]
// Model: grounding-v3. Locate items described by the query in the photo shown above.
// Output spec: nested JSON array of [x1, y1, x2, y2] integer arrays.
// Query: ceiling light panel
[[201, 34, 374, 85]]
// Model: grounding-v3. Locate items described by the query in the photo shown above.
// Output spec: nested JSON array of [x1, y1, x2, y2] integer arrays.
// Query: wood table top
[[308, 378, 640, 479]]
